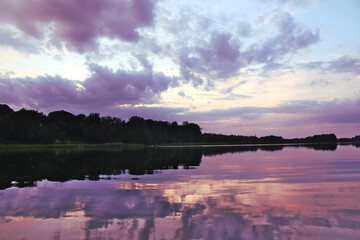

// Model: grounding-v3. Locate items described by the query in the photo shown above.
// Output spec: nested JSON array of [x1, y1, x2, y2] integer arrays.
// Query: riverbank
[[0, 142, 145, 151]]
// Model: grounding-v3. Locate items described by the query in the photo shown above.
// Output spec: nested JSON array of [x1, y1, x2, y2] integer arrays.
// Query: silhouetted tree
[[5, 108, 45, 143]]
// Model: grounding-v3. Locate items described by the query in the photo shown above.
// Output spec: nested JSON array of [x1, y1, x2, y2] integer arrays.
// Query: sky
[[0, 0, 359, 138]]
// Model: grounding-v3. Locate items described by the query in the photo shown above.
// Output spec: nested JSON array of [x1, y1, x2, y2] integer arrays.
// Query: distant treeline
[[202, 133, 360, 144], [0, 104, 359, 144]]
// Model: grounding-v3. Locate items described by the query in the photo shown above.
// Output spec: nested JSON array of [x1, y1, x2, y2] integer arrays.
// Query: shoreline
[[0, 142, 145, 150], [0, 141, 357, 150]]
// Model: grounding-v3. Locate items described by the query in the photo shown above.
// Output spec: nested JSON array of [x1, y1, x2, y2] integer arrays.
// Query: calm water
[[0, 144, 359, 240]]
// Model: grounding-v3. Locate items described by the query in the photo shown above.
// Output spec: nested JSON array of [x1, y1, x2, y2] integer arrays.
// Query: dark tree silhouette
[[0, 104, 203, 144]]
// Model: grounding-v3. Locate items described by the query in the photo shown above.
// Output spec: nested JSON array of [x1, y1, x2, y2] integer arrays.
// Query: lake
[[0, 144, 359, 240]]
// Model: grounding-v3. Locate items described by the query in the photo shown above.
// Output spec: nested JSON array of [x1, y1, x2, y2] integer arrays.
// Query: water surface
[[0, 144, 359, 240]]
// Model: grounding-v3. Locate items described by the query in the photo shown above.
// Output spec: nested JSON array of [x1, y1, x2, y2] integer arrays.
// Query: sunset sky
[[0, 0, 359, 137]]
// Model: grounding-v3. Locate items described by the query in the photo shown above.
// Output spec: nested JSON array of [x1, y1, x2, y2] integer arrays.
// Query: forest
[[0, 104, 201, 144], [0, 103, 359, 144]]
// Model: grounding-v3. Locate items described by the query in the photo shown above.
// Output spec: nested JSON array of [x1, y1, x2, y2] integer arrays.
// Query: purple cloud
[[103, 106, 188, 122], [260, 0, 311, 8], [181, 98, 360, 125], [179, 31, 242, 83], [0, 0, 156, 52], [301, 61, 324, 70], [309, 79, 329, 86], [244, 12, 319, 67], [178, 91, 185, 97], [173, 98, 360, 137], [328, 56, 360, 75], [80, 63, 176, 107], [305, 98, 360, 124], [173, 11, 319, 86], [236, 22, 252, 38], [0, 63, 178, 115], [216, 94, 253, 100], [302, 56, 360, 76], [0, 27, 40, 54]]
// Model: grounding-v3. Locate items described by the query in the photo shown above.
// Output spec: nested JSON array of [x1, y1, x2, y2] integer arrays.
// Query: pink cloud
[[0, 0, 156, 52]]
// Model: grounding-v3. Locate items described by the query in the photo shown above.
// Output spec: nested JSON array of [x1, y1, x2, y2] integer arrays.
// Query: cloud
[[81, 63, 176, 106], [178, 31, 243, 83], [103, 106, 188, 122], [181, 98, 360, 125], [0, 63, 179, 115], [328, 56, 360, 75], [259, 0, 312, 8], [174, 98, 360, 137], [302, 56, 360, 76], [196, 31, 242, 78], [0, 0, 156, 52], [309, 78, 329, 86], [236, 22, 252, 38], [0, 27, 40, 54], [178, 91, 185, 97], [306, 98, 360, 124], [215, 94, 253, 101], [171, 11, 319, 86], [244, 12, 320, 68], [220, 80, 248, 94], [301, 61, 324, 70]]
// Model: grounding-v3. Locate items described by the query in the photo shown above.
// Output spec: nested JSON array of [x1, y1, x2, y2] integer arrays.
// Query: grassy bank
[[0, 142, 145, 151]]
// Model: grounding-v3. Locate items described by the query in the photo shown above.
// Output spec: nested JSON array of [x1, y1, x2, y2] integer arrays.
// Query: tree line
[[0, 103, 358, 144], [0, 104, 201, 144]]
